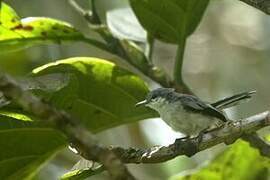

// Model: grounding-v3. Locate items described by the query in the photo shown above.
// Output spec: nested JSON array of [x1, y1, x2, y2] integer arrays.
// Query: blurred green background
[[1, 0, 270, 179]]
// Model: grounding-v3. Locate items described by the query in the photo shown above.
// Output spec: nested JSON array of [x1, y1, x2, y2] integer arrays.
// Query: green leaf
[[61, 159, 104, 180], [0, 108, 67, 180], [129, 0, 209, 43], [61, 166, 105, 180], [31, 57, 157, 132], [170, 140, 270, 180], [0, 2, 84, 53]]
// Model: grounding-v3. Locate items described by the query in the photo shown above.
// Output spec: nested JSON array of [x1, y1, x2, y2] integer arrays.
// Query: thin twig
[[242, 132, 270, 156], [239, 0, 270, 15], [68, 0, 93, 23], [0, 74, 135, 180]]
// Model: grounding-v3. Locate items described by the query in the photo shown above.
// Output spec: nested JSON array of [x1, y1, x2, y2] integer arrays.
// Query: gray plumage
[[136, 88, 255, 137]]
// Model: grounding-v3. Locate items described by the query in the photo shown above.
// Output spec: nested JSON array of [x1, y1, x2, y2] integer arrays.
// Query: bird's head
[[135, 88, 175, 110]]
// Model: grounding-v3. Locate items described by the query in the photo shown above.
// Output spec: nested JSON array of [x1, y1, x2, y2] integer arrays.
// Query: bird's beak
[[135, 100, 148, 107]]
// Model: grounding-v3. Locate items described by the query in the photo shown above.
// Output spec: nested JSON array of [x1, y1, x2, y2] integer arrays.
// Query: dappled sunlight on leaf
[[0, 110, 33, 122], [32, 57, 158, 132], [0, 2, 84, 53]]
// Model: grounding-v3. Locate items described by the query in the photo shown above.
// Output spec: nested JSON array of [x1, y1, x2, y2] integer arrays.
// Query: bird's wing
[[179, 95, 227, 122]]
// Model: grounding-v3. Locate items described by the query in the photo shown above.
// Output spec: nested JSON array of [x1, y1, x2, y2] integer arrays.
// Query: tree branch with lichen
[[0, 74, 135, 180], [111, 111, 270, 162], [67, 111, 270, 177]]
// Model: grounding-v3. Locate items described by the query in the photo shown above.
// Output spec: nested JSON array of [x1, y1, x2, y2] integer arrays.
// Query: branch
[[239, 0, 270, 15], [0, 74, 135, 180], [110, 111, 270, 163], [242, 132, 270, 156]]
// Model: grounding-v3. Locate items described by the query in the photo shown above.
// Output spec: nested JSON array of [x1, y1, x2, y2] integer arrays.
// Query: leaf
[[0, 2, 84, 53], [61, 158, 104, 180], [0, 108, 67, 180], [106, 7, 147, 42], [129, 0, 209, 43], [31, 57, 157, 132], [61, 166, 105, 180], [170, 140, 270, 180]]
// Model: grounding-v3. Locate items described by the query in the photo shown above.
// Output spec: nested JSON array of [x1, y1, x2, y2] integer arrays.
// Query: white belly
[[157, 103, 222, 137]]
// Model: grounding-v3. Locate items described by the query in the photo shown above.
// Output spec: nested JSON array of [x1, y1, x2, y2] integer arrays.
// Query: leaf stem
[[145, 33, 154, 64], [89, 0, 101, 24], [173, 39, 186, 85], [173, 39, 192, 93]]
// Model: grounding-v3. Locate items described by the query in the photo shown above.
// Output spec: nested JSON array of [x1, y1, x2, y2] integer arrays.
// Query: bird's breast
[[158, 103, 222, 137]]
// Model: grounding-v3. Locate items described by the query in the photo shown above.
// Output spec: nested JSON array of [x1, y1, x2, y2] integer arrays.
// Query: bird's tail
[[211, 91, 256, 110]]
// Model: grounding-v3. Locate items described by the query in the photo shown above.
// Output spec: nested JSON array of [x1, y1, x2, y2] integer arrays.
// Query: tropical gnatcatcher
[[136, 88, 256, 139]]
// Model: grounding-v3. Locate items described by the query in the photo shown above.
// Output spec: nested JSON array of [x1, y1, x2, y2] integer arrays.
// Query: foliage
[[0, 1, 268, 180], [0, 3, 84, 53], [171, 140, 270, 180], [31, 57, 157, 132], [61, 165, 105, 180], [129, 0, 209, 44], [0, 56, 155, 179], [0, 109, 67, 180], [0, 3, 155, 176]]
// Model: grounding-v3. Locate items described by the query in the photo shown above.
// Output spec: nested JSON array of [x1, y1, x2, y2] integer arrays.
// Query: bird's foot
[[174, 136, 198, 157]]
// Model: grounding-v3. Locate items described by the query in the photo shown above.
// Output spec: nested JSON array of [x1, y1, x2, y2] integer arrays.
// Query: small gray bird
[[136, 88, 255, 139]]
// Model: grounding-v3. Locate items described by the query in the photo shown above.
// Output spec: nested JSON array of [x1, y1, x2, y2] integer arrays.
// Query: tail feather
[[211, 91, 256, 110]]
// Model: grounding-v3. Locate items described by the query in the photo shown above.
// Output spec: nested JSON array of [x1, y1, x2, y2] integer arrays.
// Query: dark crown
[[146, 88, 175, 101]]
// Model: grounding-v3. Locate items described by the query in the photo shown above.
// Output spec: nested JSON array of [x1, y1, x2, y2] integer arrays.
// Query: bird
[[136, 88, 256, 139]]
